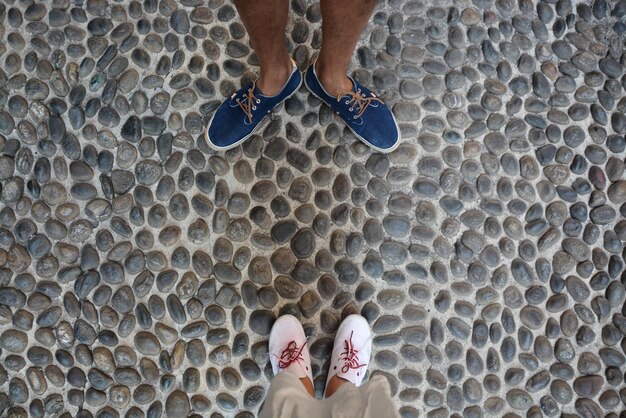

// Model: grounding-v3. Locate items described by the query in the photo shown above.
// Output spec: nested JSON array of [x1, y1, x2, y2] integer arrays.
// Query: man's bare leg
[[316, 0, 377, 96], [233, 0, 294, 95]]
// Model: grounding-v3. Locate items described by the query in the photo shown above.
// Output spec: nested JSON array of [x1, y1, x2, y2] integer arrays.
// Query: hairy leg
[[316, 0, 377, 96], [233, 0, 294, 95]]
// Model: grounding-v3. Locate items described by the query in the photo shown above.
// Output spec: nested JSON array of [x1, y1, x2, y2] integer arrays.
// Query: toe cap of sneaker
[[269, 315, 305, 345], [358, 111, 399, 150], [339, 314, 371, 333], [206, 101, 256, 149]]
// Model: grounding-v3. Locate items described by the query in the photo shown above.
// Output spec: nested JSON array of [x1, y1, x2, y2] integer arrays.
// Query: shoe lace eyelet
[[345, 100, 349, 104], [256, 99, 260, 104], [252, 106, 257, 110]]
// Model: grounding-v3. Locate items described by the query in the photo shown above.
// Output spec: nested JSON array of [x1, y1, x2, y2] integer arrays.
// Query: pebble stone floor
[[1, 0, 626, 417]]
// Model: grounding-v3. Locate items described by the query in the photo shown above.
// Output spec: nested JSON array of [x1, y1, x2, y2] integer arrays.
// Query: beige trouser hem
[[258, 370, 401, 418]]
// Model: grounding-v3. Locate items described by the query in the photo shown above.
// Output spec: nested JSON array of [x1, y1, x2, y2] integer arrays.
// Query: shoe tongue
[[285, 362, 307, 379], [248, 78, 266, 98]]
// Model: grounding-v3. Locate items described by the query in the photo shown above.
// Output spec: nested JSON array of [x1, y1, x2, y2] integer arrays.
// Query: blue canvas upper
[[207, 65, 302, 150], [304, 63, 399, 152]]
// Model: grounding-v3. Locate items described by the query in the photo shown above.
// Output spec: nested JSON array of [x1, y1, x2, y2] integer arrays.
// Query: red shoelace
[[338, 331, 365, 373], [278, 340, 307, 370]]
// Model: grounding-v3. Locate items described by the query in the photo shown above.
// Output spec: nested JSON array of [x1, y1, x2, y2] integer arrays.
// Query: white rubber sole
[[205, 70, 303, 152], [303, 64, 401, 154]]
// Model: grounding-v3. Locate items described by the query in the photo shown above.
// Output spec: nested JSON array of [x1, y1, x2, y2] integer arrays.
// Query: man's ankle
[[314, 60, 352, 97], [257, 58, 293, 96]]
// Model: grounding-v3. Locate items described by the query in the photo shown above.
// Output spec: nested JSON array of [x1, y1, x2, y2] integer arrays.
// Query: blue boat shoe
[[304, 61, 400, 153], [206, 61, 302, 151]]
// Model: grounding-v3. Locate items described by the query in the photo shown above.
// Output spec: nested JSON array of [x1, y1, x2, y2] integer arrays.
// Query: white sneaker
[[268, 314, 313, 384], [325, 314, 372, 394]]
